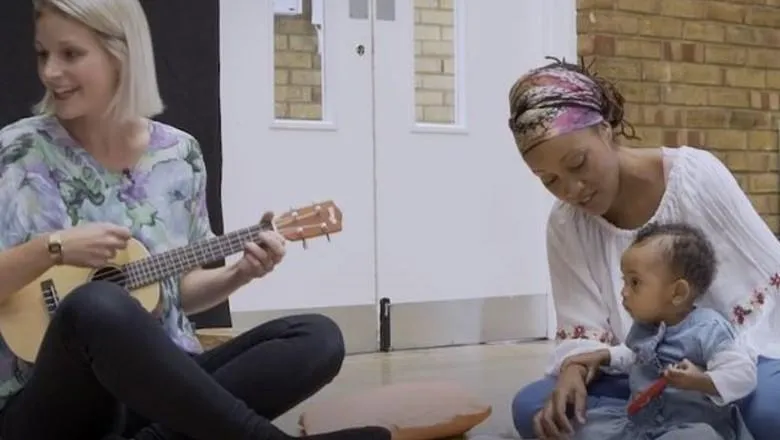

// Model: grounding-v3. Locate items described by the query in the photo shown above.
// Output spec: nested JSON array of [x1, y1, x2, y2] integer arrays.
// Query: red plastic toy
[[627, 377, 668, 415]]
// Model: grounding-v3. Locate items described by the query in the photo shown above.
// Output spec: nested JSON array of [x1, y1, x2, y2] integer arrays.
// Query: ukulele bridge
[[40, 279, 60, 316]]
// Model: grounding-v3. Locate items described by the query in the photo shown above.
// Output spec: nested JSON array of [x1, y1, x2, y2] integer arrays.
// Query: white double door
[[219, 0, 576, 351]]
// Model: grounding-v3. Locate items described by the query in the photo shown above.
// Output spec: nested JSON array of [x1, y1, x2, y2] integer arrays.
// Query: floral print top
[[0, 115, 214, 409]]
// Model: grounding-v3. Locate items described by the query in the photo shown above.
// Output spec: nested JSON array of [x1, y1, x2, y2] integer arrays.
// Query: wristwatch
[[47, 233, 63, 265]]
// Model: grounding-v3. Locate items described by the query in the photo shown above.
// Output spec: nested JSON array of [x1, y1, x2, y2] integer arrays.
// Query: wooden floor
[[272, 341, 554, 439]]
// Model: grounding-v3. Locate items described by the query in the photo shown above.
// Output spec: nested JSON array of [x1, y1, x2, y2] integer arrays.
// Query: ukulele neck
[[122, 223, 267, 289], [117, 200, 344, 290]]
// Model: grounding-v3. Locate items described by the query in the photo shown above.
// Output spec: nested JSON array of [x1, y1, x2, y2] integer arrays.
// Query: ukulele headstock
[[268, 200, 343, 248]]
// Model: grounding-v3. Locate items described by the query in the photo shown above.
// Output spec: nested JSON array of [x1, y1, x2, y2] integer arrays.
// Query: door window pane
[[414, 0, 457, 125], [274, 0, 323, 121]]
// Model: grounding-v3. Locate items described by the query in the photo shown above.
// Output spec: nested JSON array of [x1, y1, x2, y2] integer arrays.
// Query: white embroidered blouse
[[546, 146, 778, 403]]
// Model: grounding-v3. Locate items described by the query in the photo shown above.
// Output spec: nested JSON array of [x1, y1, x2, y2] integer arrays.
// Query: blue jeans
[[511, 356, 780, 440]]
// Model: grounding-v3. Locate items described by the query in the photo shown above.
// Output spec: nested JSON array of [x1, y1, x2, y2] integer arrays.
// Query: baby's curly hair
[[632, 222, 718, 297]]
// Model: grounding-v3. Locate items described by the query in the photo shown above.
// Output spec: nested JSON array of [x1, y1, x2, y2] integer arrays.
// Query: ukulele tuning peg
[[301, 238, 308, 250], [320, 223, 330, 242]]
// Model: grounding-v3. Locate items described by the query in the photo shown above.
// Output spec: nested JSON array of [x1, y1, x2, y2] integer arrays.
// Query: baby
[[569, 222, 757, 440]]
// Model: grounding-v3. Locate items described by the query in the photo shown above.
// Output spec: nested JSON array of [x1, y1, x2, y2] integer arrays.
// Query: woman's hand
[[562, 348, 610, 384], [59, 223, 132, 267], [533, 349, 609, 439], [533, 363, 588, 439], [232, 230, 286, 284]]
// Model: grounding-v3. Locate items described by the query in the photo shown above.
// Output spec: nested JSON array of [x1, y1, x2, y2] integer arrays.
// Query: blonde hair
[[32, 0, 164, 121]]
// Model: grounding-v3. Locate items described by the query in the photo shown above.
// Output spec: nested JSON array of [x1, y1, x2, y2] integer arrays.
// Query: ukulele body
[[0, 237, 161, 363]]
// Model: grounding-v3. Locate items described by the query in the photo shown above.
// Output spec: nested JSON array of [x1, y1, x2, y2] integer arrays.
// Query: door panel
[[220, 0, 377, 313], [372, 0, 577, 346]]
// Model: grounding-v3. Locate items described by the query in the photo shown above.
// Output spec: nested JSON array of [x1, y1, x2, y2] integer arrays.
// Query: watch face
[[49, 243, 61, 253]]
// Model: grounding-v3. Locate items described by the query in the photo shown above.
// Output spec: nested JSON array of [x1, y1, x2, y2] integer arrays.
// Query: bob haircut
[[32, 0, 164, 121]]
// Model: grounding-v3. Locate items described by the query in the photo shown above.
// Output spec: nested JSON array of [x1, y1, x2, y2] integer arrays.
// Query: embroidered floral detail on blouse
[[555, 325, 615, 343], [731, 284, 769, 326]]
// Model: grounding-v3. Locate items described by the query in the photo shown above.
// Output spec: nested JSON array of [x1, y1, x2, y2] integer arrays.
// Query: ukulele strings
[[80, 209, 328, 287], [90, 270, 133, 286]]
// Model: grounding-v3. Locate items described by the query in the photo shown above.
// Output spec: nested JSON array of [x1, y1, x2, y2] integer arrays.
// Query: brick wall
[[273, 0, 457, 124], [578, 0, 780, 231]]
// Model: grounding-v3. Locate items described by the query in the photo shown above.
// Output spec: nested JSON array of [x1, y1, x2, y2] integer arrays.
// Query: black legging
[[0, 280, 389, 440]]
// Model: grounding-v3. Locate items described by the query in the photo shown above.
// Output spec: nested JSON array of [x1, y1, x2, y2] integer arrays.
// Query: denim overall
[[573, 308, 754, 440]]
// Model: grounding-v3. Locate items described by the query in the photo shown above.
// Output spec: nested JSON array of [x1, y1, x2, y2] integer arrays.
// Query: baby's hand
[[666, 358, 704, 376], [663, 359, 717, 395]]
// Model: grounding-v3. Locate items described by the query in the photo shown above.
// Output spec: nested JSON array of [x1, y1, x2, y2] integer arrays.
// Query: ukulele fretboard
[[122, 223, 267, 289]]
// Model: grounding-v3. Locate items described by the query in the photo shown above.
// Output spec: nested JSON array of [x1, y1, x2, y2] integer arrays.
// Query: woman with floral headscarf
[[507, 57, 780, 440]]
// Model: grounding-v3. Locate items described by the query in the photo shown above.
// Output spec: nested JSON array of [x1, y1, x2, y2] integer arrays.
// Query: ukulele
[[0, 200, 343, 363]]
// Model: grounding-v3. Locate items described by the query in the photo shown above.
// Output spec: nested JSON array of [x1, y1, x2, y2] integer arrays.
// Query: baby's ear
[[671, 279, 692, 306]]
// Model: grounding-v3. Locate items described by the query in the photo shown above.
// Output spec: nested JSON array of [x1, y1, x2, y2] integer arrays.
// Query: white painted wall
[[218, 0, 577, 335]]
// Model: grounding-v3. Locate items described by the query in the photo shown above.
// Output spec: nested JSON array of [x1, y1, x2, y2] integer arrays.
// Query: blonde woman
[[0, 1, 390, 440]]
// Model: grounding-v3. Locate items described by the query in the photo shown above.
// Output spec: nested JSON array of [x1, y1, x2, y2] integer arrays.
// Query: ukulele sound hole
[[91, 266, 127, 287]]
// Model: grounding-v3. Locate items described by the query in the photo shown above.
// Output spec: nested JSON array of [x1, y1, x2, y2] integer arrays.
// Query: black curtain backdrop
[[0, 1, 230, 329]]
